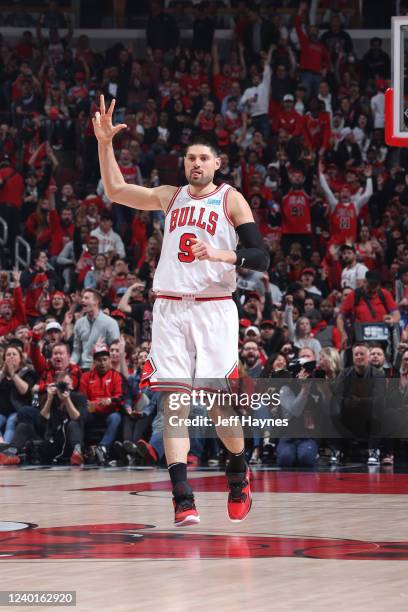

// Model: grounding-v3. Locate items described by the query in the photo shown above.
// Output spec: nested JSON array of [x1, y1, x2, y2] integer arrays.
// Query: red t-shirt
[[119, 163, 139, 184], [341, 288, 397, 323], [295, 15, 330, 73], [213, 73, 233, 101], [180, 73, 208, 96], [0, 167, 24, 208], [303, 112, 331, 151]]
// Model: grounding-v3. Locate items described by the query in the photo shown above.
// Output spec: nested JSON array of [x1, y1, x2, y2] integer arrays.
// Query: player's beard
[[188, 170, 212, 186]]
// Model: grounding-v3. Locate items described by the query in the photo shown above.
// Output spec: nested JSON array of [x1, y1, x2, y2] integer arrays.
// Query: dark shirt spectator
[[146, 1, 180, 52]]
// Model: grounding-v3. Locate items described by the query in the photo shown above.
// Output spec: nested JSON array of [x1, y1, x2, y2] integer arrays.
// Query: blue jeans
[[300, 71, 322, 99], [276, 438, 318, 467], [251, 113, 270, 140], [0, 412, 17, 444], [88, 412, 122, 448], [17, 405, 39, 425], [150, 408, 164, 460]]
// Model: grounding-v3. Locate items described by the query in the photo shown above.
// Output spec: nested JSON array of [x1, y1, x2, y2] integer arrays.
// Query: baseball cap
[[339, 243, 356, 253], [283, 94, 294, 102], [301, 267, 316, 277], [244, 325, 260, 336], [260, 320, 275, 328], [239, 318, 251, 328], [366, 270, 381, 285], [45, 321, 62, 333], [93, 344, 110, 357]]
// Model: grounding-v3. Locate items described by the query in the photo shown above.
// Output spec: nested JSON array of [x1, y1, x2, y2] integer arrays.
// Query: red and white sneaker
[[135, 439, 158, 465], [226, 466, 252, 522], [70, 449, 84, 466], [0, 452, 20, 466], [172, 482, 200, 527]]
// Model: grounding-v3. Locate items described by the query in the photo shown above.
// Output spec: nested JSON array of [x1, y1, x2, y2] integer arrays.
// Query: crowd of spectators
[[0, 0, 408, 469]]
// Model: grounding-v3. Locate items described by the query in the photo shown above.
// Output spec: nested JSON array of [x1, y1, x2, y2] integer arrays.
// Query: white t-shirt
[[341, 262, 368, 289], [370, 92, 385, 129]]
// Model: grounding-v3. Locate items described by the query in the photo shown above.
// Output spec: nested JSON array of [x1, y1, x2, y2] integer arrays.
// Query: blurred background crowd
[[0, 0, 408, 470]]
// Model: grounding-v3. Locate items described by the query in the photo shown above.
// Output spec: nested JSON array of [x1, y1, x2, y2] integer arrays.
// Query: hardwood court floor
[[1, 465, 408, 612]]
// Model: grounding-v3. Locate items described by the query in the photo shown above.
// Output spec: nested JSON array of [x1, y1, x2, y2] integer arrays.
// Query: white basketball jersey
[[153, 183, 237, 295]]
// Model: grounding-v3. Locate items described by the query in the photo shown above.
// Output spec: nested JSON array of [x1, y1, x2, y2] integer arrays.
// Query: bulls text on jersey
[[169, 206, 219, 236]]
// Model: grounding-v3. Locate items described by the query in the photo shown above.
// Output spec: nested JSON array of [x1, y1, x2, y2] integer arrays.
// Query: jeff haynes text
[[168, 415, 289, 427]]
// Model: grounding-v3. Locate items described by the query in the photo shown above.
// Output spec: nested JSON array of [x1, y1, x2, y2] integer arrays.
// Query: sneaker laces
[[228, 479, 248, 502], [174, 495, 195, 512]]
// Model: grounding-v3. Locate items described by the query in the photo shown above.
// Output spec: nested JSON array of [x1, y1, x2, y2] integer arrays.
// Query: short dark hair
[[82, 288, 102, 306], [52, 342, 71, 354], [186, 137, 220, 158], [352, 342, 370, 351], [369, 344, 384, 353]]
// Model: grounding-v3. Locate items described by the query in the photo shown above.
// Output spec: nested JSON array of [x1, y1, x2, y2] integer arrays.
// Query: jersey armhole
[[223, 186, 235, 227], [165, 187, 182, 216]]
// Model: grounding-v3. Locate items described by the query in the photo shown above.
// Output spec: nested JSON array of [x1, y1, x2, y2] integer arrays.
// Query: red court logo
[[0, 522, 407, 560]]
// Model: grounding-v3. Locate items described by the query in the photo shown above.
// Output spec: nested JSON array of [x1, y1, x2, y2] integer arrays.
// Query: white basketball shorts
[[141, 295, 239, 392]]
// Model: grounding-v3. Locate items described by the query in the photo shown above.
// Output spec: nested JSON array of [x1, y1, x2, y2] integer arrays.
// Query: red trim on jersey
[[144, 381, 193, 392], [187, 183, 224, 200], [223, 186, 235, 227], [165, 187, 182, 216], [156, 294, 232, 302]]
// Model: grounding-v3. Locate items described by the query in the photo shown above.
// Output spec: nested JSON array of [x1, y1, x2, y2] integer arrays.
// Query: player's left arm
[[191, 189, 270, 271]]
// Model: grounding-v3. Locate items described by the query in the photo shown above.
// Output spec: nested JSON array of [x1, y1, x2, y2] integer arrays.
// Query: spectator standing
[[146, 0, 180, 54], [71, 289, 120, 370], [0, 270, 26, 337], [240, 46, 273, 139], [295, 2, 330, 98]]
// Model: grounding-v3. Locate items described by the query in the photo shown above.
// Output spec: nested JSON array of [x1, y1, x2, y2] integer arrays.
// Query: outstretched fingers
[[112, 123, 127, 135], [107, 98, 116, 116], [100, 94, 105, 115]]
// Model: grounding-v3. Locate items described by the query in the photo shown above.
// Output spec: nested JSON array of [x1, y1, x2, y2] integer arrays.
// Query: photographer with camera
[[276, 347, 334, 468], [0, 372, 87, 466], [38, 373, 87, 465]]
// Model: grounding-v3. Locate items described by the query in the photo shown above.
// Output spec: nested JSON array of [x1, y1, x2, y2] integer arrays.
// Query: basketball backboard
[[385, 16, 408, 145]]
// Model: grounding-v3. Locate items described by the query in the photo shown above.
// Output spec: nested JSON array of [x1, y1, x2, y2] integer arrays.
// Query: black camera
[[287, 358, 317, 375], [56, 381, 69, 393]]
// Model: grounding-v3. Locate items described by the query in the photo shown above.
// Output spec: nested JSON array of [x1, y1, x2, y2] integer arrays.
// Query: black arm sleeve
[[235, 222, 270, 272]]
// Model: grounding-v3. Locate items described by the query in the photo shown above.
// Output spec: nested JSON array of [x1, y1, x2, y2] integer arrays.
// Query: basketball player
[[93, 96, 269, 526]]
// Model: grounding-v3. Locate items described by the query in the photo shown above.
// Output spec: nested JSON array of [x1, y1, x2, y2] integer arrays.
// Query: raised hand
[[11, 268, 21, 286], [92, 95, 127, 144]]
